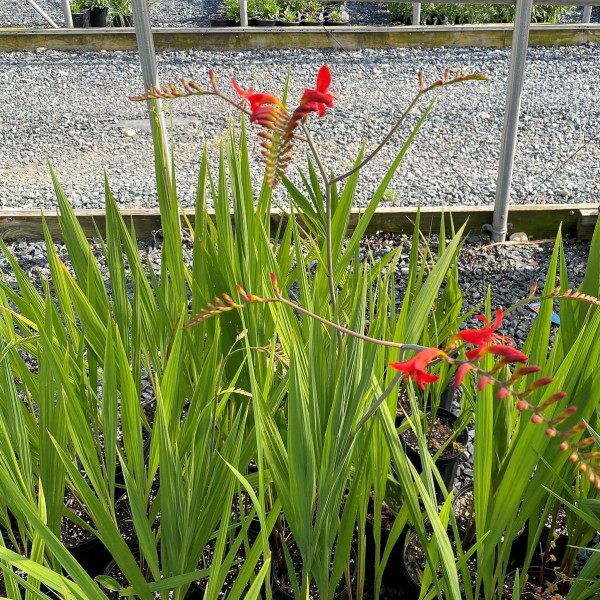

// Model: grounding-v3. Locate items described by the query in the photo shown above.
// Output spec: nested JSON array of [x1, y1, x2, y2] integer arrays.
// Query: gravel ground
[[0, 43, 599, 211], [1, 0, 598, 27]]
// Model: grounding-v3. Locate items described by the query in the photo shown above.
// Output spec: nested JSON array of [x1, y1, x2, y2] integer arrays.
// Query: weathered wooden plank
[[0, 205, 596, 242], [577, 208, 600, 241], [1, 24, 599, 53]]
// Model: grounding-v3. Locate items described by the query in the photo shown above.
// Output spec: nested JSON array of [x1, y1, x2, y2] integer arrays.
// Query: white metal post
[[239, 0, 248, 26], [412, 2, 422, 24], [61, 0, 73, 27], [488, 0, 533, 242], [582, 5, 592, 21], [26, 0, 59, 28], [131, 0, 172, 178]]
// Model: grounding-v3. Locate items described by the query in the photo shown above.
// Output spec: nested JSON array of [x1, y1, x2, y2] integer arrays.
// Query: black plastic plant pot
[[324, 19, 350, 25], [66, 535, 111, 577], [272, 542, 358, 600], [111, 14, 133, 26], [71, 9, 90, 27], [453, 483, 527, 566], [249, 17, 276, 26], [399, 407, 467, 498], [533, 506, 569, 567], [453, 483, 475, 540], [209, 15, 236, 26], [276, 20, 302, 25], [502, 566, 568, 599], [300, 19, 323, 25], [439, 379, 458, 411], [401, 527, 446, 595], [90, 7, 108, 26], [365, 517, 406, 589], [401, 527, 477, 598], [103, 554, 202, 599]]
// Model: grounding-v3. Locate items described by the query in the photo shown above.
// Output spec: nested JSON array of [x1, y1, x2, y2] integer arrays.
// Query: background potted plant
[[277, 4, 301, 25], [248, 0, 280, 25], [108, 0, 133, 26], [70, 0, 90, 27], [210, 0, 239, 26], [89, 0, 109, 26], [301, 1, 324, 23]]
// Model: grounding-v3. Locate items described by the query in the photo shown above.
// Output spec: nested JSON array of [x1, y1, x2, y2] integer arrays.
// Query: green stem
[[301, 123, 337, 316]]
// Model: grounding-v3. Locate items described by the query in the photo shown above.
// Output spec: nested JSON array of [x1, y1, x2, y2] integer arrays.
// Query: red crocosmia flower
[[230, 66, 335, 188], [389, 347, 444, 391], [454, 309, 511, 347], [466, 344, 529, 364], [231, 78, 284, 115], [298, 66, 336, 117]]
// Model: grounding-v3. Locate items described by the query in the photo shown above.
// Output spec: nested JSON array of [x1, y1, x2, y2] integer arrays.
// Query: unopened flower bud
[[545, 428, 556, 437], [270, 272, 280, 295], [516, 400, 528, 411], [418, 71, 425, 90], [570, 453, 578, 463], [559, 442, 569, 451], [531, 414, 543, 424], [514, 366, 542, 377], [580, 463, 587, 472], [478, 376, 491, 391], [498, 387, 509, 400]]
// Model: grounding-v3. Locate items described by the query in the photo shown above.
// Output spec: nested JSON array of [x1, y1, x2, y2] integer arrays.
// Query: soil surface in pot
[[274, 539, 355, 600], [198, 537, 264, 598], [402, 412, 464, 459], [502, 570, 567, 599], [114, 480, 160, 543], [404, 529, 476, 593], [454, 485, 474, 535], [61, 489, 96, 548], [544, 505, 568, 538], [103, 558, 198, 599]]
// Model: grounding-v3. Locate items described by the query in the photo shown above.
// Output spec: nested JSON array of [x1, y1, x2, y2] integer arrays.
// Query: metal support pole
[[61, 0, 73, 28], [488, 0, 533, 242], [412, 2, 421, 24], [131, 0, 172, 179], [239, 0, 248, 26], [582, 5, 593, 21], [26, 0, 59, 28]]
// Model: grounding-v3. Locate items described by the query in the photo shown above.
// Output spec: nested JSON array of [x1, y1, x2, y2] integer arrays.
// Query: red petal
[[476, 314, 490, 326], [492, 308, 503, 331], [231, 78, 252, 98], [416, 372, 440, 390], [316, 65, 331, 92], [301, 89, 334, 107], [389, 359, 415, 374]]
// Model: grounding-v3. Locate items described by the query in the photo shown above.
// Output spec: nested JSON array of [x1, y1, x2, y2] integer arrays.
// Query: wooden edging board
[[1, 24, 600, 52], [0, 205, 597, 242]]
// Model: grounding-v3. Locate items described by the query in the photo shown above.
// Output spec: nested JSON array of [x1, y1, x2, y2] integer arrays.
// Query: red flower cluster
[[231, 66, 336, 187], [390, 309, 527, 390]]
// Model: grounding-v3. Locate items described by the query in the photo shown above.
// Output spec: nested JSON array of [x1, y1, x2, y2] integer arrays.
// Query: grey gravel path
[[1, 44, 599, 211]]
